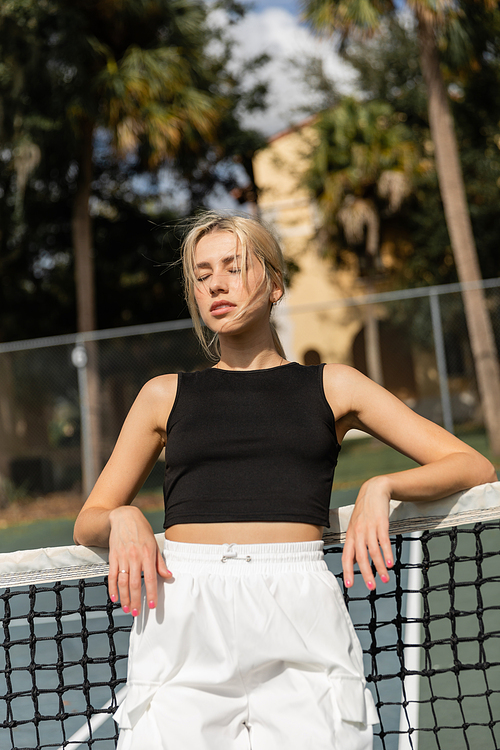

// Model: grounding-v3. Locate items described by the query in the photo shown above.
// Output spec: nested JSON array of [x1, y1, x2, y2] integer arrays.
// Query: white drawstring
[[221, 543, 252, 563]]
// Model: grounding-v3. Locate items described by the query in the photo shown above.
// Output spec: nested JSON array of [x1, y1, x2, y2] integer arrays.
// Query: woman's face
[[193, 230, 278, 334]]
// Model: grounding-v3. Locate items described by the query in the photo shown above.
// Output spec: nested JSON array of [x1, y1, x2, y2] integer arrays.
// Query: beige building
[[253, 119, 367, 368], [253, 119, 419, 402]]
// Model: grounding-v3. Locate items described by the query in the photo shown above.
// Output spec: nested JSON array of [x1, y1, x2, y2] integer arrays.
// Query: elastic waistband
[[163, 539, 326, 576]]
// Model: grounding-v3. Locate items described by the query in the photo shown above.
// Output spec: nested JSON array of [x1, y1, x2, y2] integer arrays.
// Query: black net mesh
[[0, 579, 128, 749], [1, 522, 500, 750]]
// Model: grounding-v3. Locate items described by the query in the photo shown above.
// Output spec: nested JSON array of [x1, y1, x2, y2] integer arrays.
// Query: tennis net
[[1, 482, 500, 750]]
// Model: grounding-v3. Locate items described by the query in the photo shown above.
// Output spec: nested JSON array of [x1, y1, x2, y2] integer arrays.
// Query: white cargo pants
[[115, 540, 378, 750]]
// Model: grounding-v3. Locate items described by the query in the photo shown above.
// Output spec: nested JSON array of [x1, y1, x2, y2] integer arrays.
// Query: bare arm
[[74, 374, 178, 615], [324, 365, 496, 590]]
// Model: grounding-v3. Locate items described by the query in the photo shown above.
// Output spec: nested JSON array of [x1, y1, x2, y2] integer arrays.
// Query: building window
[[303, 349, 321, 366]]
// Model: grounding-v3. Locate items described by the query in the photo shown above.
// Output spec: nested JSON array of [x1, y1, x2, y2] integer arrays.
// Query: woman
[[74, 211, 495, 750]]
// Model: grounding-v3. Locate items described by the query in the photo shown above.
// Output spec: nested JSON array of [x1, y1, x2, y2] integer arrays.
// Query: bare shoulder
[[323, 363, 364, 389], [322, 363, 368, 418], [139, 373, 178, 403], [129, 373, 179, 437]]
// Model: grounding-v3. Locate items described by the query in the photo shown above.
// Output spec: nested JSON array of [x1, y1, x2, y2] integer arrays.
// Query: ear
[[270, 285, 283, 305]]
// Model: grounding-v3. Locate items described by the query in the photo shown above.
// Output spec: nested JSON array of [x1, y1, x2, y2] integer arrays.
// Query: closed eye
[[196, 268, 240, 282]]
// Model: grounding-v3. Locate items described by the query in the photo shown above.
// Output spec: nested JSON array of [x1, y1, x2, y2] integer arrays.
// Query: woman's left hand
[[342, 476, 394, 591]]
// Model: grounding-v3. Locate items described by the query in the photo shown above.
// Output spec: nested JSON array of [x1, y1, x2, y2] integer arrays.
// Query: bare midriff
[[165, 521, 323, 545]]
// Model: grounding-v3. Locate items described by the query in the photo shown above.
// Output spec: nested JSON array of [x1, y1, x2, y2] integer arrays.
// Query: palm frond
[[301, 0, 394, 37], [91, 39, 222, 164]]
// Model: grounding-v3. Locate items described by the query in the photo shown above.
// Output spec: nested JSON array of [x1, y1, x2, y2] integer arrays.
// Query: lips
[[210, 300, 236, 315]]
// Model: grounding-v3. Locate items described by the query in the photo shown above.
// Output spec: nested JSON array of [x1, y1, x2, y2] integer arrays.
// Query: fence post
[[71, 341, 96, 497], [429, 291, 454, 434]]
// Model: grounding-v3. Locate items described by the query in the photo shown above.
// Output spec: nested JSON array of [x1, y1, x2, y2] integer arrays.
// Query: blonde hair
[[181, 211, 286, 360]]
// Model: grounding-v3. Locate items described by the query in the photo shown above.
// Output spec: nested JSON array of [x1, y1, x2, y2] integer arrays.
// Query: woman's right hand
[[107, 505, 172, 616], [342, 476, 393, 591]]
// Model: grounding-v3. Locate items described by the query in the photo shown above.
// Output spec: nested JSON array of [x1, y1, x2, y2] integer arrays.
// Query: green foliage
[[332, 427, 500, 494], [308, 98, 416, 209], [301, 0, 394, 39], [0, 181, 187, 339], [0, 474, 30, 509], [343, 17, 428, 125], [306, 96, 419, 276], [0, 0, 268, 341], [303, 10, 500, 287]]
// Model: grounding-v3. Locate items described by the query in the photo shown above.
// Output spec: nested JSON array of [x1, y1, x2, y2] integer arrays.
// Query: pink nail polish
[[122, 605, 130, 614], [148, 601, 156, 609], [381, 574, 389, 583], [110, 595, 117, 602], [386, 559, 393, 568], [344, 579, 352, 588], [132, 609, 138, 617], [367, 581, 375, 590]]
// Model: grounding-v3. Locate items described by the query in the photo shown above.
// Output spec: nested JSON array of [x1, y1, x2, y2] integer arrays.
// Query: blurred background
[[2, 0, 500, 542]]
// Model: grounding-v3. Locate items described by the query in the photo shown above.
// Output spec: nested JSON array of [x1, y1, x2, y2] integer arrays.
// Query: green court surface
[[0, 509, 166, 553], [331, 429, 499, 507], [0, 429, 497, 546]]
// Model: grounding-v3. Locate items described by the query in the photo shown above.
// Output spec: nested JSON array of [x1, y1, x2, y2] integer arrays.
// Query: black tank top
[[163, 362, 340, 529]]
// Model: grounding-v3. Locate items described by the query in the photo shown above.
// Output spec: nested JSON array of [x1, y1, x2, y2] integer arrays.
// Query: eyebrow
[[195, 254, 242, 270]]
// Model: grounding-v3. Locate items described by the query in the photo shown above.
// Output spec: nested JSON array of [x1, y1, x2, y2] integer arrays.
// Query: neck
[[216, 327, 285, 371]]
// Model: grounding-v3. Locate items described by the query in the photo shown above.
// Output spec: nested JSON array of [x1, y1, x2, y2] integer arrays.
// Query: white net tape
[[1, 482, 499, 587], [325, 480, 500, 543]]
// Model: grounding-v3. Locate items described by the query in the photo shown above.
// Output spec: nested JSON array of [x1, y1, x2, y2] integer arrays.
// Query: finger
[[341, 539, 356, 588], [117, 568, 131, 613], [157, 549, 172, 580], [367, 533, 390, 584], [371, 518, 393, 582], [381, 535, 394, 571], [108, 554, 120, 604], [355, 544, 377, 591], [142, 552, 161, 612], [128, 557, 143, 617]]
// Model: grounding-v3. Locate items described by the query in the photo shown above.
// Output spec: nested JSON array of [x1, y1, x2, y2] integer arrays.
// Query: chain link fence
[[284, 279, 500, 432], [0, 321, 211, 501], [0, 278, 499, 500]]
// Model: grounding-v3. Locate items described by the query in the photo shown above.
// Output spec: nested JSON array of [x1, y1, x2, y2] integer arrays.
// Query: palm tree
[[71, 1, 220, 330], [64, 0, 222, 489], [2, 0, 264, 492], [307, 98, 417, 385], [302, 0, 500, 454]]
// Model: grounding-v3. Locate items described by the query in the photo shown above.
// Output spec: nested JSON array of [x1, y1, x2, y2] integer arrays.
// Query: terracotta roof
[[267, 114, 318, 143]]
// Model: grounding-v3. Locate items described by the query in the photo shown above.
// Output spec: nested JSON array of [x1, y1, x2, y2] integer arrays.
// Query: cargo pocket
[[329, 675, 379, 727], [113, 682, 161, 730]]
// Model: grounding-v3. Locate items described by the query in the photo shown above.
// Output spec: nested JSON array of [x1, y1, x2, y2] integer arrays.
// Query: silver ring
[[120, 570, 129, 574]]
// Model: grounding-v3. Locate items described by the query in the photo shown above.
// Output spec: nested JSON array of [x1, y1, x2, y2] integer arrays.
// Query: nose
[[208, 271, 229, 296]]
